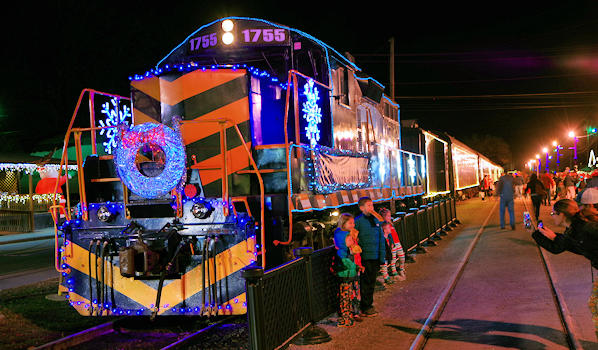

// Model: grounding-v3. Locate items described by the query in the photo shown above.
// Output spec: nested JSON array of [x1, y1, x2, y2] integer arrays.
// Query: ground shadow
[[386, 318, 598, 350]]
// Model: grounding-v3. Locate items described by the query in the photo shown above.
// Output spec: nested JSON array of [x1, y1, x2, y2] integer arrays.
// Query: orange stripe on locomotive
[[130, 69, 252, 197]]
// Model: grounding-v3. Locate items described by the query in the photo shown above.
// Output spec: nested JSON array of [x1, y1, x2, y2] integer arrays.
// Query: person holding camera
[[532, 199, 598, 336]]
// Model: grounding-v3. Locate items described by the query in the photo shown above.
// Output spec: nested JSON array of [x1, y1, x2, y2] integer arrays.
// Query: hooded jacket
[[532, 213, 598, 268]]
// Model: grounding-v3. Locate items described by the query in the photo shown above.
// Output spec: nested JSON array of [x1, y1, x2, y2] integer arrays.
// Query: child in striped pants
[[380, 208, 406, 281]]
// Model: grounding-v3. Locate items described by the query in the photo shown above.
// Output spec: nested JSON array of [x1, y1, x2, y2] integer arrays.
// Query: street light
[[530, 159, 537, 173], [569, 130, 576, 138], [552, 140, 558, 147]]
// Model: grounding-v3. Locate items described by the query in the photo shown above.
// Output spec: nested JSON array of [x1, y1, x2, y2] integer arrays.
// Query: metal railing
[[394, 197, 458, 256], [243, 246, 336, 350], [244, 197, 459, 350]]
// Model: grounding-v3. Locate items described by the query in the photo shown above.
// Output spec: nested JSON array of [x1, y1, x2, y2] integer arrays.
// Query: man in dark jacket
[[354, 197, 385, 317], [497, 172, 516, 230]]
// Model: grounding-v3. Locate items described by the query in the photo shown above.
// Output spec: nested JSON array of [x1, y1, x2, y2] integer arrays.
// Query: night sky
[[2, 1, 598, 168]]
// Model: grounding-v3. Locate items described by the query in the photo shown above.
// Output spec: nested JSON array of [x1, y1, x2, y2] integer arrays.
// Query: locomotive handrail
[[180, 117, 267, 269], [276, 70, 331, 246], [52, 88, 130, 274]]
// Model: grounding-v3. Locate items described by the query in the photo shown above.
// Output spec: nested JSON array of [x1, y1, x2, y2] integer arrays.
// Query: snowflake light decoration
[[302, 78, 322, 148], [99, 98, 132, 154]]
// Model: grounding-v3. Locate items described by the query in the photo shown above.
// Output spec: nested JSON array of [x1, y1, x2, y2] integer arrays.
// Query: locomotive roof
[[155, 17, 362, 73]]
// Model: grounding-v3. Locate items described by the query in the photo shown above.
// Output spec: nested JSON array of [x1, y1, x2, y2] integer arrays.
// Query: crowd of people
[[492, 167, 598, 336], [332, 197, 407, 327], [331, 169, 598, 332], [492, 167, 598, 228]]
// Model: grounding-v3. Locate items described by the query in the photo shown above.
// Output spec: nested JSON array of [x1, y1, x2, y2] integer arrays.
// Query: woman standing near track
[[532, 199, 598, 337], [525, 173, 547, 222]]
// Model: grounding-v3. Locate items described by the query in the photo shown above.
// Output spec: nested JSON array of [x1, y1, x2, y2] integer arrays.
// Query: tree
[[463, 134, 512, 168]]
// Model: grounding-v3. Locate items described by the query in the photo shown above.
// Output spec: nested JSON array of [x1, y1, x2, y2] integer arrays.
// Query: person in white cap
[[580, 187, 598, 223]]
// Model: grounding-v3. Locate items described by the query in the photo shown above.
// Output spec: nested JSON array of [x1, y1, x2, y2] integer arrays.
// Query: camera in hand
[[523, 211, 532, 230]]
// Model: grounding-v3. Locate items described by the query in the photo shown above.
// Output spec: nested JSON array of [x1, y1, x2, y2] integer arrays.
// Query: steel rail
[[33, 316, 238, 350], [409, 199, 497, 350], [521, 197, 582, 350], [410, 197, 580, 350]]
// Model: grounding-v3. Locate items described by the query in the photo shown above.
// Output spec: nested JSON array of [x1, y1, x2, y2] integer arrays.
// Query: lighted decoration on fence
[[0, 193, 61, 209], [114, 122, 186, 199], [99, 98, 132, 154], [302, 78, 322, 148], [0, 163, 77, 174]]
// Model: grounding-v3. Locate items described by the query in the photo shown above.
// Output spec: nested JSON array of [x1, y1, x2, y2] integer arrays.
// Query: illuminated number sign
[[188, 24, 290, 53], [241, 28, 289, 45], [189, 33, 218, 51]]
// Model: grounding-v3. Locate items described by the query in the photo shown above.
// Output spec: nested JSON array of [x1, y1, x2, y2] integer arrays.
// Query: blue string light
[[114, 122, 186, 199], [129, 63, 289, 91], [155, 17, 361, 73]]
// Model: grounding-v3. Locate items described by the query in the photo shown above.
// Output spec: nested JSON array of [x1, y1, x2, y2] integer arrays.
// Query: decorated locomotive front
[[55, 17, 429, 317]]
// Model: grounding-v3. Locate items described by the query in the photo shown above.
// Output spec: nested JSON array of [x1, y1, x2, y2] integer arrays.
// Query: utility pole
[[389, 37, 396, 213], [389, 37, 395, 101]]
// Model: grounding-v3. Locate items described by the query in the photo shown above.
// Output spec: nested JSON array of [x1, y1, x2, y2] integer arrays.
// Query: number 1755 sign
[[189, 26, 290, 52], [241, 28, 288, 45]]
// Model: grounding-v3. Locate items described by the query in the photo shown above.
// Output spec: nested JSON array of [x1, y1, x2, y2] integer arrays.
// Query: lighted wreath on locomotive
[[54, 17, 427, 317]]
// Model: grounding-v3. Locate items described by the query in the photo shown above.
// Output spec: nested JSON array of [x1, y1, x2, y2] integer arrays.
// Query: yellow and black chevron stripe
[[130, 69, 253, 197], [63, 236, 256, 316]]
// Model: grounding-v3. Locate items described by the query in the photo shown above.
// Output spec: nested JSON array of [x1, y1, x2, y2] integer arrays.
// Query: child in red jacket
[[380, 208, 406, 281]]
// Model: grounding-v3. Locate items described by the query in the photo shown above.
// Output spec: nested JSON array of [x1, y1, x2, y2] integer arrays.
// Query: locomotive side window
[[338, 67, 350, 106]]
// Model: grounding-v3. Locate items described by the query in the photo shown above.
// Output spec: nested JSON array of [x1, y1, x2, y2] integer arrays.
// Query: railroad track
[[33, 315, 248, 350], [408, 197, 581, 350]]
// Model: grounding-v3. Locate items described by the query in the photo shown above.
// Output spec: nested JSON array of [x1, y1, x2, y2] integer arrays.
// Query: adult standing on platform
[[580, 187, 598, 223], [540, 171, 555, 205], [526, 173, 547, 222], [497, 171, 516, 230], [532, 199, 598, 337], [513, 174, 524, 198]]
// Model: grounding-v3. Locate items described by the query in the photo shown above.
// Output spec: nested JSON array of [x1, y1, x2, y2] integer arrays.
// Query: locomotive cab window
[[338, 67, 350, 106]]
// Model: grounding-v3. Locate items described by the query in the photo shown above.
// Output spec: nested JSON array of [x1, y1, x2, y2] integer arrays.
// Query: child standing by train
[[379, 208, 407, 281], [379, 222, 395, 285], [333, 213, 364, 326]]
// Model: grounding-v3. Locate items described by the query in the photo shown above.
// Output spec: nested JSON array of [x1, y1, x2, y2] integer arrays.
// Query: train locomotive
[[52, 17, 501, 317]]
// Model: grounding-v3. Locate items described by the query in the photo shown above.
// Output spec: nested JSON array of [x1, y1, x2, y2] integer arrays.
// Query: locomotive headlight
[[221, 19, 234, 32], [97, 206, 113, 222], [222, 32, 234, 45], [191, 202, 212, 219]]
